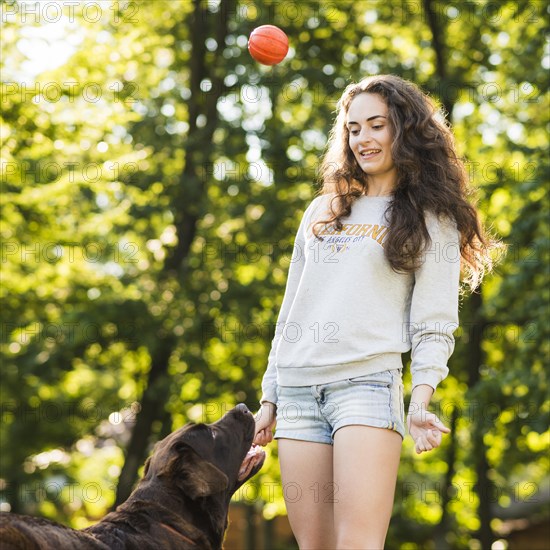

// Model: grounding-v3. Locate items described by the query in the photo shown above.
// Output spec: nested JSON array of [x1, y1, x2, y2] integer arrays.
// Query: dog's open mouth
[[238, 444, 266, 481]]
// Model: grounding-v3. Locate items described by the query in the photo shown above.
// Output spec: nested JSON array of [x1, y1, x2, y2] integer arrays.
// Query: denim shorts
[[274, 369, 405, 444]]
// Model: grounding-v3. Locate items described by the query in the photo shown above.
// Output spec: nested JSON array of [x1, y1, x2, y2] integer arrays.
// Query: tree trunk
[[114, 338, 175, 505], [433, 406, 458, 549], [422, 0, 454, 118], [422, 2, 462, 547], [113, 0, 234, 507], [467, 290, 494, 549], [422, 2, 494, 547]]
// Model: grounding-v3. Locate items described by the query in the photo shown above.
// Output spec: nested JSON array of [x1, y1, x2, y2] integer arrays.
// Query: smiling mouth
[[359, 149, 381, 160], [238, 444, 266, 481]]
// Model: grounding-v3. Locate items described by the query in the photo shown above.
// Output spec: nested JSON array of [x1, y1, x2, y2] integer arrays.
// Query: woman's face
[[346, 93, 396, 184]]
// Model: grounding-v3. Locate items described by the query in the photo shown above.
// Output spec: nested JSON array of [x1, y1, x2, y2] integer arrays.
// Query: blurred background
[[1, 0, 548, 548]]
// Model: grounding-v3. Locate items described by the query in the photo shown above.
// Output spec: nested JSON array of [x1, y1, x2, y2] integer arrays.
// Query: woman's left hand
[[407, 408, 450, 454]]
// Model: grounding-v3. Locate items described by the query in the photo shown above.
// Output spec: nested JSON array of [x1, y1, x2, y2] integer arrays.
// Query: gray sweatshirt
[[260, 193, 460, 405]]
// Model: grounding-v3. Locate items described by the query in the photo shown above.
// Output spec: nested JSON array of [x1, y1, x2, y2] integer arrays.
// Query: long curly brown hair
[[314, 74, 497, 290]]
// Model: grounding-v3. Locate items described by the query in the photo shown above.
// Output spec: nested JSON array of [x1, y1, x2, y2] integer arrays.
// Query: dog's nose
[[235, 403, 251, 414]]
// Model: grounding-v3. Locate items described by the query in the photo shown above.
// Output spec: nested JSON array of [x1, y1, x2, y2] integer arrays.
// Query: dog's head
[[142, 404, 265, 501]]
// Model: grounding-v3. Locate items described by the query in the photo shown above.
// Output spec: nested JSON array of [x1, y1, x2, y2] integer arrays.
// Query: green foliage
[[1, 0, 548, 547]]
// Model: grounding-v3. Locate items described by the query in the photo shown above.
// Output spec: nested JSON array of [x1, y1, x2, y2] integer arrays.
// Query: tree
[[1, 1, 547, 547]]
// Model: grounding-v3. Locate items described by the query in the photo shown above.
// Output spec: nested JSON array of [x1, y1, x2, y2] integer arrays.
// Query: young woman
[[253, 74, 494, 549]]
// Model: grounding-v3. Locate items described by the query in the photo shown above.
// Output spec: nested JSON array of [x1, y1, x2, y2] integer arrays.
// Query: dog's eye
[[210, 429, 217, 440]]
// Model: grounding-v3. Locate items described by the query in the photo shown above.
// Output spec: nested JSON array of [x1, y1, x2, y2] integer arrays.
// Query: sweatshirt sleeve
[[259, 200, 317, 405], [409, 214, 461, 391]]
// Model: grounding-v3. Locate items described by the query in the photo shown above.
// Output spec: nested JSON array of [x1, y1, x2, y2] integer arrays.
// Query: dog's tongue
[[238, 444, 266, 481]]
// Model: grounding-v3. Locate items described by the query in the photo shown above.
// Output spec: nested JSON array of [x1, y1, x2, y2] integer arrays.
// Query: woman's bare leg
[[278, 439, 336, 549], [333, 426, 402, 549]]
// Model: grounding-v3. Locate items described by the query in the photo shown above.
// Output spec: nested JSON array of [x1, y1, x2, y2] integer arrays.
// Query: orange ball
[[248, 25, 289, 66]]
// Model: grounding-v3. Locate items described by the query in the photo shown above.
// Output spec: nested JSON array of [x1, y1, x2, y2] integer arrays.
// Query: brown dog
[[0, 403, 266, 549]]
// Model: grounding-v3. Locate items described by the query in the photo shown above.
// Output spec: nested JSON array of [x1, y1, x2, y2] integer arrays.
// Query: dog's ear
[[180, 447, 229, 499], [158, 441, 229, 499]]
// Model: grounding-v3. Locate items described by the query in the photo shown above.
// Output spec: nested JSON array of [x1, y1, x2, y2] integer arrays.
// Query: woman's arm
[[406, 214, 460, 453], [258, 205, 310, 405], [255, 198, 323, 443]]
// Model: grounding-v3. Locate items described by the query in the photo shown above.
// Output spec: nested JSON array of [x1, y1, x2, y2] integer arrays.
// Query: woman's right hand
[[254, 402, 277, 446]]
